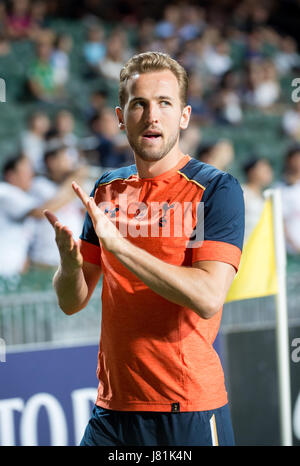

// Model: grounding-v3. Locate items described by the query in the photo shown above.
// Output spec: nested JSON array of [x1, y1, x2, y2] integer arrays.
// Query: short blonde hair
[[119, 51, 188, 109]]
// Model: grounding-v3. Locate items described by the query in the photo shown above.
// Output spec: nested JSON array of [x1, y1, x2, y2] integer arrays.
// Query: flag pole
[[266, 188, 292, 446]]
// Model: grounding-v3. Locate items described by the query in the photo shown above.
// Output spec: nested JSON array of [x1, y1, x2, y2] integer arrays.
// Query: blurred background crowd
[[1, 0, 300, 282]]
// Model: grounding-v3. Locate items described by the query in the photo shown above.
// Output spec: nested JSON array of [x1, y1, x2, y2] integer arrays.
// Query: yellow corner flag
[[225, 198, 278, 302]]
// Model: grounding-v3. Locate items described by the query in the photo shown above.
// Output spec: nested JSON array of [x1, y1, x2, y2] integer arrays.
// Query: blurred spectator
[[248, 4, 271, 30], [244, 59, 280, 110], [0, 2, 8, 33], [83, 24, 106, 75], [0, 31, 11, 56], [187, 73, 211, 125], [178, 4, 205, 42], [280, 146, 300, 255], [274, 35, 300, 76], [282, 101, 300, 142], [196, 140, 235, 172], [159, 35, 180, 57], [21, 111, 51, 174], [30, 0, 48, 30], [195, 143, 216, 165], [27, 31, 67, 102], [155, 4, 180, 39], [90, 108, 133, 168], [178, 36, 210, 83], [47, 110, 81, 166], [0, 155, 38, 276], [28, 146, 88, 268], [212, 70, 243, 125], [137, 18, 156, 52], [84, 87, 108, 123], [180, 121, 202, 156], [99, 29, 132, 81], [212, 140, 235, 171], [244, 29, 265, 61], [6, 0, 35, 40], [242, 157, 273, 242], [51, 33, 73, 87], [231, 1, 250, 32], [0, 153, 79, 276], [203, 38, 233, 78]]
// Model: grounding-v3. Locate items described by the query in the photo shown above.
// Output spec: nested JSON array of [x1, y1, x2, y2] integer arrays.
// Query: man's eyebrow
[[129, 95, 174, 103], [156, 95, 174, 101], [128, 97, 145, 104]]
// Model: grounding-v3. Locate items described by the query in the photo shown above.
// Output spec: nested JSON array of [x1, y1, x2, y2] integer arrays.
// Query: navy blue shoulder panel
[[80, 164, 137, 247], [178, 158, 223, 188], [201, 169, 245, 251], [180, 158, 245, 251], [95, 164, 137, 188]]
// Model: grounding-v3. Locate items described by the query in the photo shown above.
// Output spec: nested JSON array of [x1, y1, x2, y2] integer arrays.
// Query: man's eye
[[161, 100, 171, 106], [133, 101, 144, 108]]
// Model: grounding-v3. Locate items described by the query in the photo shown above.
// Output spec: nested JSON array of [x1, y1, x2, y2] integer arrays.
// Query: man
[[21, 110, 50, 174], [44, 52, 245, 446], [242, 156, 273, 242], [0, 154, 84, 276], [196, 140, 235, 171], [280, 146, 300, 254], [29, 145, 87, 268], [0, 154, 39, 276]]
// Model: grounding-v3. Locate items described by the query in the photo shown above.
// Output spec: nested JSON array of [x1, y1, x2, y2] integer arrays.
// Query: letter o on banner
[[20, 393, 68, 446]]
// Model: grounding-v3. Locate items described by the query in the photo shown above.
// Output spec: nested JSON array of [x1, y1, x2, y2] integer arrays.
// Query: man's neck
[[134, 146, 186, 179]]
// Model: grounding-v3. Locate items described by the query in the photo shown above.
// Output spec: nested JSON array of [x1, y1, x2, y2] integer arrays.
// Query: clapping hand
[[71, 182, 123, 252]]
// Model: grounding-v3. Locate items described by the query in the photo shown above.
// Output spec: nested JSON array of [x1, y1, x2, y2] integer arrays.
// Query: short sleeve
[[0, 184, 39, 220], [78, 182, 101, 266], [192, 173, 245, 271]]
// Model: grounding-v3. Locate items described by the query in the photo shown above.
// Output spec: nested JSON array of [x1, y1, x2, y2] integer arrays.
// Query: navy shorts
[[80, 404, 235, 446]]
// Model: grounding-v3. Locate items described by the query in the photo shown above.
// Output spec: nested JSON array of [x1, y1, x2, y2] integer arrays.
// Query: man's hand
[[43, 205, 101, 316], [71, 181, 123, 253], [44, 210, 83, 273]]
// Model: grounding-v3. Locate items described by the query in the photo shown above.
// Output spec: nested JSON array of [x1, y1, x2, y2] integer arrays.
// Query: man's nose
[[144, 102, 159, 124]]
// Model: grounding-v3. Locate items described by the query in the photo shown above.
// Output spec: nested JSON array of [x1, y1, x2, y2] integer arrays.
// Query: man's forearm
[[53, 265, 89, 315], [112, 238, 223, 319]]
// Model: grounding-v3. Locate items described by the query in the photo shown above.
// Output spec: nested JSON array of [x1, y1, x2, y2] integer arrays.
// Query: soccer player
[[44, 52, 245, 446]]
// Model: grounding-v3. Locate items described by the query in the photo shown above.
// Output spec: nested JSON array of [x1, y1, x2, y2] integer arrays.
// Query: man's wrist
[[106, 234, 130, 256], [59, 261, 82, 278]]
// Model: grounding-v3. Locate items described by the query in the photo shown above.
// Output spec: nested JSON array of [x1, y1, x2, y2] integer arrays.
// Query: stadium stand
[[0, 0, 300, 337]]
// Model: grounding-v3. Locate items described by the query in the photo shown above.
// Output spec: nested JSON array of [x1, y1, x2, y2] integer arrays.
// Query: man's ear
[[180, 105, 192, 130], [115, 106, 125, 130]]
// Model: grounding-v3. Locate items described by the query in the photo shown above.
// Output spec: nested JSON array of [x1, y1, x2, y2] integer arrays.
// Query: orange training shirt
[[79, 155, 245, 412]]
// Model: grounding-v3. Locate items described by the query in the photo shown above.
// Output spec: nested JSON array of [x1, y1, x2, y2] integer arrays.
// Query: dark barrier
[[1, 331, 299, 446], [221, 325, 300, 446], [0, 342, 99, 446]]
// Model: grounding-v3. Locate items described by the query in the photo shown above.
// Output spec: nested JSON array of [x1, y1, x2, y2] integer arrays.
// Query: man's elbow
[[193, 296, 223, 320], [58, 301, 84, 316]]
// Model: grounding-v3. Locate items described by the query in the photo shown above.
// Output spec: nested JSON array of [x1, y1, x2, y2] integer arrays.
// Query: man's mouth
[[142, 131, 162, 140]]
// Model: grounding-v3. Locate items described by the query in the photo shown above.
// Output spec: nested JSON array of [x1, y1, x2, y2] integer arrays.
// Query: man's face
[[250, 160, 273, 187], [7, 157, 34, 192], [33, 114, 50, 135], [116, 70, 191, 162], [47, 149, 73, 181]]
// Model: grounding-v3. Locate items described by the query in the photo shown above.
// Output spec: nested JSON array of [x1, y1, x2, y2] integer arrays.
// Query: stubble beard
[[127, 130, 180, 162]]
